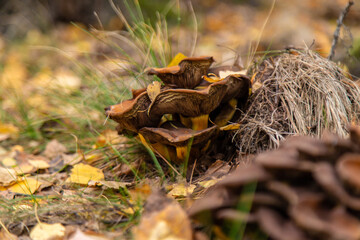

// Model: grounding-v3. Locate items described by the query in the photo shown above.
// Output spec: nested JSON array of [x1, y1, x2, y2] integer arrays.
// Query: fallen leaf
[[88, 180, 131, 189], [0, 167, 17, 186], [219, 70, 246, 79], [43, 140, 67, 159], [7, 177, 42, 195], [220, 123, 241, 131], [66, 163, 104, 185], [0, 122, 19, 142], [95, 129, 128, 148], [167, 52, 187, 67], [168, 183, 196, 197], [28, 159, 50, 169], [147, 81, 162, 102], [1, 157, 17, 167], [0, 228, 18, 240], [133, 191, 192, 240], [68, 228, 111, 240], [197, 179, 221, 188], [30, 223, 65, 240]]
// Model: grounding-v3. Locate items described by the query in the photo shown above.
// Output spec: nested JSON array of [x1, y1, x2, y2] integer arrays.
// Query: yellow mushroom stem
[[201, 140, 212, 153], [180, 115, 192, 129], [138, 133, 174, 161], [176, 145, 189, 161], [190, 114, 209, 131]]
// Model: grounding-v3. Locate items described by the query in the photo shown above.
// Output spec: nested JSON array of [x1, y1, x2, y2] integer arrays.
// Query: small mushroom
[[105, 91, 160, 133], [313, 161, 360, 210], [147, 80, 228, 130], [336, 154, 360, 192], [220, 74, 251, 104], [256, 207, 308, 240], [139, 122, 218, 162], [147, 56, 215, 89], [290, 193, 360, 240]]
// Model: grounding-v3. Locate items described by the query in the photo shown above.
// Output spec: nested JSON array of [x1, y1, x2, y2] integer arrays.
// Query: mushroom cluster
[[189, 126, 360, 240], [105, 56, 251, 163]]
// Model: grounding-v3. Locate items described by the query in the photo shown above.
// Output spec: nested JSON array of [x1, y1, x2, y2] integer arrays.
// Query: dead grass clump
[[235, 49, 360, 154]]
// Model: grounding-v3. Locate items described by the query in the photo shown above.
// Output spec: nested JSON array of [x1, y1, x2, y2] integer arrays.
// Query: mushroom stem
[[176, 145, 189, 161], [191, 114, 209, 131], [138, 133, 174, 162]]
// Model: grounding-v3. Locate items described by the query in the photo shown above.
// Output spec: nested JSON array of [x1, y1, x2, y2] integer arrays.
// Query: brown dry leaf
[[7, 177, 42, 194], [30, 223, 65, 240], [0, 167, 17, 187], [88, 180, 131, 189], [147, 81, 162, 102], [0, 122, 19, 142], [133, 191, 192, 240], [67, 228, 111, 240], [43, 140, 67, 159], [66, 163, 104, 185], [168, 183, 196, 198]]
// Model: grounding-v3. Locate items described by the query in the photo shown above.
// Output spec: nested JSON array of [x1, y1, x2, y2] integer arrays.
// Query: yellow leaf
[[0, 123, 19, 141], [28, 159, 50, 170], [133, 195, 192, 240], [220, 123, 241, 131], [168, 183, 196, 197], [88, 180, 131, 189], [167, 52, 187, 67], [1, 157, 17, 167], [30, 223, 65, 240], [198, 179, 221, 188], [66, 163, 104, 185], [147, 81, 162, 102], [8, 178, 41, 194]]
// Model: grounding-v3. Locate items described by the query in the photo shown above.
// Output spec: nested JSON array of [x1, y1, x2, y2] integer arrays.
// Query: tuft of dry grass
[[235, 48, 360, 154]]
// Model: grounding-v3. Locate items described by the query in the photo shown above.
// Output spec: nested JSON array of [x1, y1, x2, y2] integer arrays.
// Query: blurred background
[[0, 0, 359, 150]]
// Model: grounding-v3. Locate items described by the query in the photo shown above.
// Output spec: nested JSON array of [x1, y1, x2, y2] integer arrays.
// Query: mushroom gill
[[139, 122, 218, 162]]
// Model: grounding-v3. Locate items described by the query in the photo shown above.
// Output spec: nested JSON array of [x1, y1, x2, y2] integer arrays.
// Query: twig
[[328, 1, 354, 61]]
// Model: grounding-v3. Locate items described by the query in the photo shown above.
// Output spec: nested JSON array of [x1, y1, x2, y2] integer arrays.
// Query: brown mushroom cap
[[147, 56, 214, 89], [313, 161, 360, 210], [148, 80, 228, 118], [220, 74, 251, 103], [337, 154, 360, 192], [105, 91, 160, 133], [256, 207, 308, 240], [139, 122, 217, 147], [290, 193, 360, 240]]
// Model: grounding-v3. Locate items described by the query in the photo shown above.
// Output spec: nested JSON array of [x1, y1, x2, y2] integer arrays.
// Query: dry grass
[[235, 49, 360, 154]]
